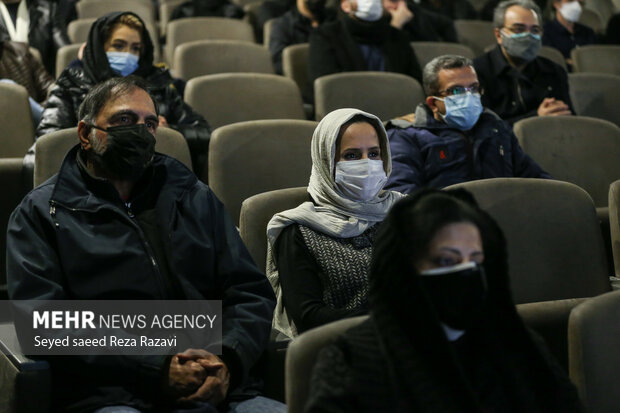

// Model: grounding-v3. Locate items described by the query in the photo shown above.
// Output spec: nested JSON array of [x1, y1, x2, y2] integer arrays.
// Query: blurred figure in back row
[[0, 31, 54, 125], [37, 11, 211, 176], [306, 189, 584, 412], [543, 0, 597, 69], [309, 0, 422, 89]]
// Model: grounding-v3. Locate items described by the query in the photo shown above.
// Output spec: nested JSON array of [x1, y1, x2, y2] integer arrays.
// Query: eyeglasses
[[503, 24, 543, 36], [437, 85, 482, 96]]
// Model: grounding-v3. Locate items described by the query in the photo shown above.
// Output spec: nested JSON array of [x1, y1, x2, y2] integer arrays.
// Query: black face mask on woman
[[418, 261, 488, 331], [88, 123, 156, 181]]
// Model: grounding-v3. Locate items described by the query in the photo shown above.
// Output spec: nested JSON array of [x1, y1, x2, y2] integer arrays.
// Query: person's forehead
[[504, 5, 539, 25], [97, 88, 156, 120], [437, 66, 478, 88]]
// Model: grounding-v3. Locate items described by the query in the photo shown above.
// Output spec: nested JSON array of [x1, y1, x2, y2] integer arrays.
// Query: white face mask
[[354, 0, 383, 21], [559, 1, 582, 22], [334, 159, 387, 202]]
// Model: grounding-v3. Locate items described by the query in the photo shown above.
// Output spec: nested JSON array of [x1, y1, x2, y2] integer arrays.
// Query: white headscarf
[[266, 108, 405, 338]]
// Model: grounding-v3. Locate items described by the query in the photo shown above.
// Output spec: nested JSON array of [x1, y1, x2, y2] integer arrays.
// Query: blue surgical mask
[[434, 92, 483, 131], [500, 30, 541, 62], [106, 52, 139, 77]]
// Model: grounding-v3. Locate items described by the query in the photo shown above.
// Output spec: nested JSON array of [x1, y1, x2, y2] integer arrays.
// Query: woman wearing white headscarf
[[266, 108, 405, 339]]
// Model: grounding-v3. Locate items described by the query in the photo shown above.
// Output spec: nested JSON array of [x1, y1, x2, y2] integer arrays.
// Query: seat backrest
[[454, 20, 496, 56], [67, 18, 96, 43], [610, 179, 620, 277], [584, 0, 615, 26], [67, 18, 162, 63], [579, 8, 604, 34], [444, 178, 611, 303], [568, 73, 620, 127], [285, 315, 369, 413], [0, 82, 34, 157], [282, 43, 309, 94], [239, 187, 310, 271], [569, 290, 620, 413], [34, 127, 192, 187], [571, 45, 620, 75], [314, 71, 424, 121], [174, 40, 273, 80], [263, 18, 276, 50], [0, 159, 30, 295], [185, 73, 305, 129], [159, 0, 186, 38], [76, 0, 155, 26], [165, 17, 255, 64], [410, 41, 475, 69], [513, 116, 620, 207], [55, 44, 82, 78], [538, 45, 567, 72], [208, 119, 316, 225]]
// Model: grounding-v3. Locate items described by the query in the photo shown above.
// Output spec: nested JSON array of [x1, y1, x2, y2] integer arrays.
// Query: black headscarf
[[367, 189, 575, 412], [82, 11, 155, 83]]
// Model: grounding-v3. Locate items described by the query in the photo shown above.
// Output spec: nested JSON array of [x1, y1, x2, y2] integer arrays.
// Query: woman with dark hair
[[306, 189, 583, 412], [266, 108, 404, 339], [36, 11, 211, 176]]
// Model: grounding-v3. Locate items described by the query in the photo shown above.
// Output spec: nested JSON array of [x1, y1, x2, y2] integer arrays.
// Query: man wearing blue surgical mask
[[473, 0, 574, 125], [385, 54, 550, 194]]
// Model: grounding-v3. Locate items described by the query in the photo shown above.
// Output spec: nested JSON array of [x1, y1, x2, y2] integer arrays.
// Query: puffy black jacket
[[7, 146, 276, 412]]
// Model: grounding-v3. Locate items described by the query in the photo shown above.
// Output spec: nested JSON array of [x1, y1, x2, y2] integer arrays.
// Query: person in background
[[266, 108, 404, 339], [36, 11, 211, 177], [543, 0, 597, 69], [309, 0, 422, 86], [0, 31, 54, 125], [269, 0, 328, 75], [385, 55, 550, 194], [418, 0, 478, 19], [605, 12, 620, 44], [473, 0, 573, 125], [0, 0, 72, 76], [305, 189, 584, 413], [170, 0, 244, 21], [384, 0, 458, 43]]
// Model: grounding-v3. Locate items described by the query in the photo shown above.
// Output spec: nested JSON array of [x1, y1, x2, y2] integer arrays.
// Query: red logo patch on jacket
[[438, 146, 449, 162]]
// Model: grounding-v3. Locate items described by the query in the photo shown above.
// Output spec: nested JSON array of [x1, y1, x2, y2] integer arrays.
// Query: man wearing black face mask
[[473, 0, 574, 125], [7, 76, 283, 413]]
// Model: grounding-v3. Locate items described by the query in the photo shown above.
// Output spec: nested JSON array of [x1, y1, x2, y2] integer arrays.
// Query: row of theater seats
[[2, 176, 620, 412], [55, 14, 620, 77]]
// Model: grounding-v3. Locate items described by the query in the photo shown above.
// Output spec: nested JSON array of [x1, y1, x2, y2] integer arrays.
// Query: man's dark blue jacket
[[385, 104, 551, 194], [7, 146, 276, 412]]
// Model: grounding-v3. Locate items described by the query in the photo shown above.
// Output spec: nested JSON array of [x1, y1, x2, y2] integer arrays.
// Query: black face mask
[[418, 262, 488, 331], [87, 123, 156, 181]]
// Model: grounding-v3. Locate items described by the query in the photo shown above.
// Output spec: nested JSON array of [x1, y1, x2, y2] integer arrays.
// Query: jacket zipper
[[516, 81, 526, 110], [49, 199, 169, 298]]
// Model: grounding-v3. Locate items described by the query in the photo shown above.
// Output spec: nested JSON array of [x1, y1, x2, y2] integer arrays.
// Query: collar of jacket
[[49, 144, 197, 212]]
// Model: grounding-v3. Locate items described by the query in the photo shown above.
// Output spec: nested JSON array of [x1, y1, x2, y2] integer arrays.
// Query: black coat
[[308, 14, 422, 85], [402, 2, 458, 43], [269, 8, 314, 75], [418, 0, 478, 20], [7, 147, 276, 412], [36, 12, 211, 175], [306, 190, 584, 413], [0, 0, 71, 76], [473, 45, 574, 125]]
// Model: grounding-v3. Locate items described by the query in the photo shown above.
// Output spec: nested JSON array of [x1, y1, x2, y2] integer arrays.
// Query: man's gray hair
[[422, 55, 474, 97], [493, 0, 542, 28]]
